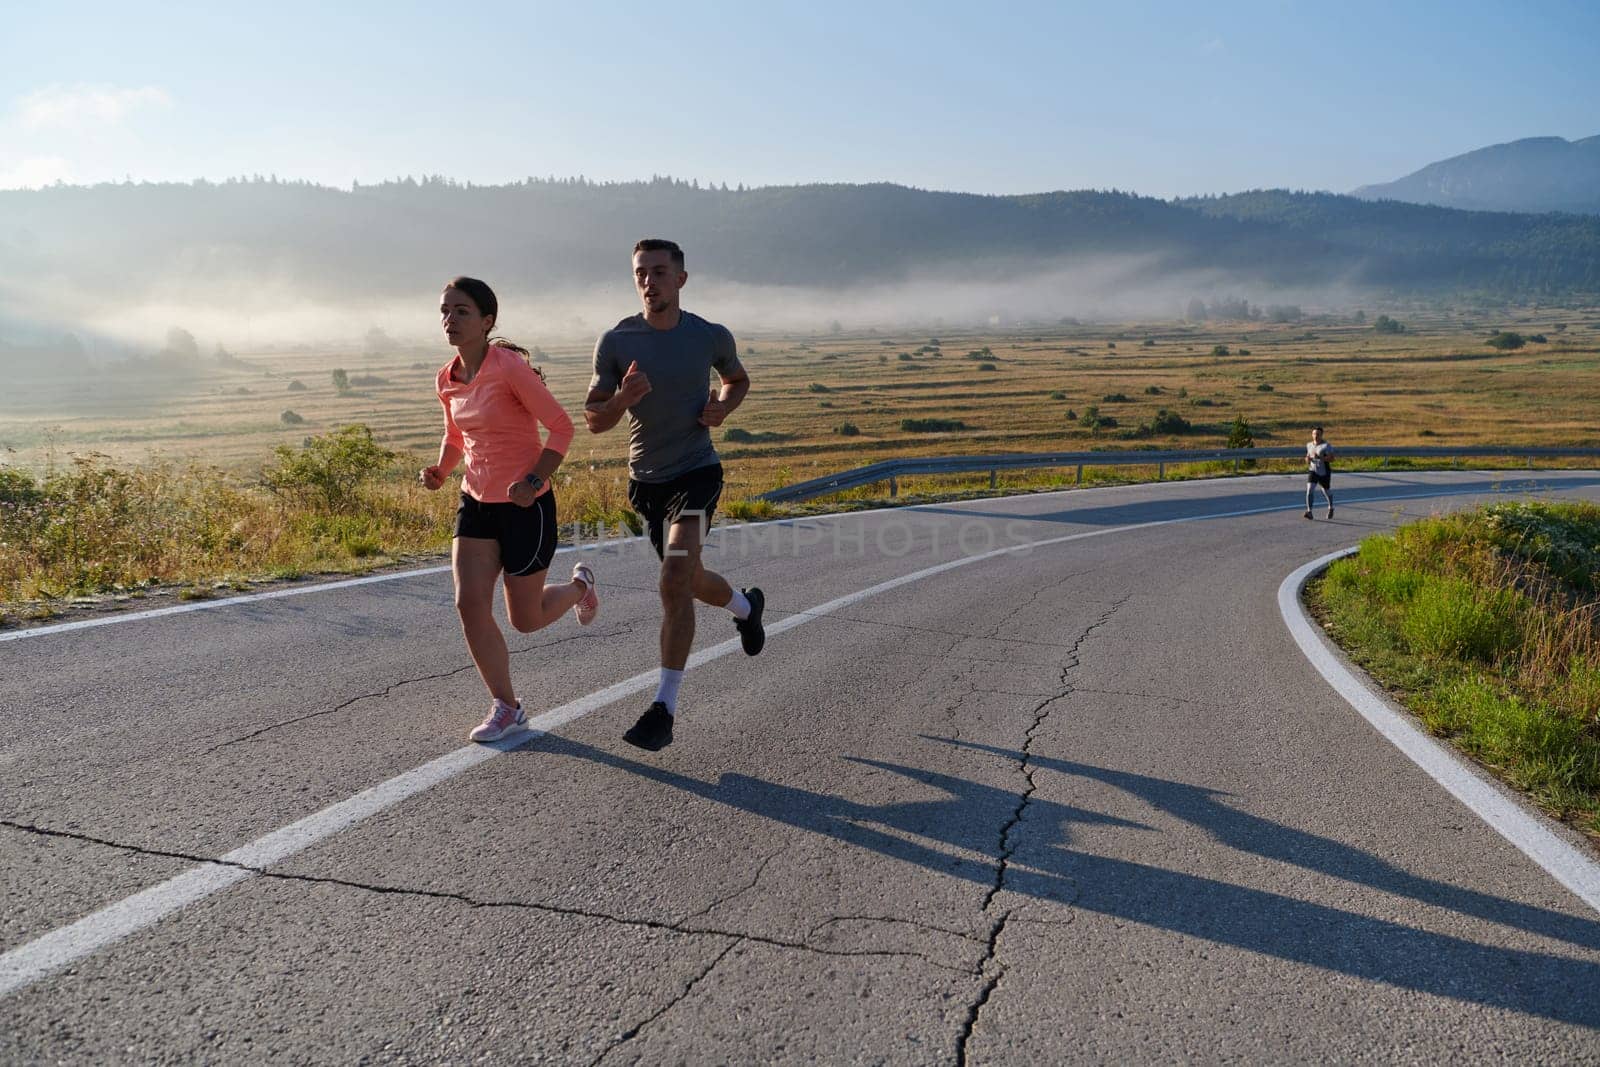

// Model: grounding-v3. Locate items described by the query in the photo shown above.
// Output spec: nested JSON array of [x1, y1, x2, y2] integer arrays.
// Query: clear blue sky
[[3, 0, 1595, 197]]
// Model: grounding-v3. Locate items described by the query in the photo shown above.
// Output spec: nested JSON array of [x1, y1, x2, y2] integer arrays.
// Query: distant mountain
[[1352, 136, 1600, 215], [1, 178, 1598, 347]]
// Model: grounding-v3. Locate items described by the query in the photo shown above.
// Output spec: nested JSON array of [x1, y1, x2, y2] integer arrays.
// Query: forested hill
[[2, 177, 1598, 301]]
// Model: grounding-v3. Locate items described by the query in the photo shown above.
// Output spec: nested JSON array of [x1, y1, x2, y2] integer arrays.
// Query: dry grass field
[[3, 306, 1599, 619], [6, 307, 1600, 498]]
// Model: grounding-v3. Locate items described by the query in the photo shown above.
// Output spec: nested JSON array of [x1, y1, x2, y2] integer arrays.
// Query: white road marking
[[0, 477, 1588, 997], [0, 566, 451, 644], [8, 471, 1569, 645], [1278, 550, 1600, 915]]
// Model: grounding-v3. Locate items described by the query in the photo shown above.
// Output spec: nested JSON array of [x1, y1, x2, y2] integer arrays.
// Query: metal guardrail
[[756, 446, 1600, 504]]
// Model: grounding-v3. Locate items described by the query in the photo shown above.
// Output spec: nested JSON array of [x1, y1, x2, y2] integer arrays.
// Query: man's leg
[[1305, 479, 1315, 518], [621, 515, 702, 751], [678, 488, 763, 652], [659, 514, 705, 672]]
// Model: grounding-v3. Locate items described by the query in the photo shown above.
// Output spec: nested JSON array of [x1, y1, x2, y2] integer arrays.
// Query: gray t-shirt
[[590, 311, 743, 483], [1307, 441, 1332, 477]]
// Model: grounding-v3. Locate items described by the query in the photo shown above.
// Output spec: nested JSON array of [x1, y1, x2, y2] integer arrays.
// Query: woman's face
[[441, 287, 493, 346]]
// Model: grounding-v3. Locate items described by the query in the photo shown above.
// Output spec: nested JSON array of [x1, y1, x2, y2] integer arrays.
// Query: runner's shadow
[[527, 734, 1600, 1028], [926, 737, 1600, 952]]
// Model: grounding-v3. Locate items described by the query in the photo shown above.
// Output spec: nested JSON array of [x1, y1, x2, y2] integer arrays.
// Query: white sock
[[654, 668, 684, 715], [726, 589, 752, 621]]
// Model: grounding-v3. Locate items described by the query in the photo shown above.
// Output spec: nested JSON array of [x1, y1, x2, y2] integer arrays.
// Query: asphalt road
[[4, 470, 1600, 1064]]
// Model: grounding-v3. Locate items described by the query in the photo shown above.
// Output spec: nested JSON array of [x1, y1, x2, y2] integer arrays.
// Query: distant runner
[[584, 239, 765, 751], [422, 276, 600, 742], [1305, 425, 1334, 519]]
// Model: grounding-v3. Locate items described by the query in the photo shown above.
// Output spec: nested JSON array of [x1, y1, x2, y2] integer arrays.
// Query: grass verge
[[1307, 501, 1600, 838]]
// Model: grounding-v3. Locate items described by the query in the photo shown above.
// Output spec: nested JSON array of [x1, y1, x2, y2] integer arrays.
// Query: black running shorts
[[455, 490, 559, 576], [627, 463, 724, 561], [1307, 469, 1331, 489]]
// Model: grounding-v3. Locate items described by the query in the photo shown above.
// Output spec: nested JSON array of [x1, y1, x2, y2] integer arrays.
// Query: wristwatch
[[523, 474, 544, 493]]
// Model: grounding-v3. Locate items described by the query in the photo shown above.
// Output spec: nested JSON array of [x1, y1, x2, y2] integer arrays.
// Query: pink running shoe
[[572, 562, 599, 626], [469, 698, 525, 743]]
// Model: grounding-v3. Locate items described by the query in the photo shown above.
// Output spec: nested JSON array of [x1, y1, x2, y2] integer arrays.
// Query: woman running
[[420, 276, 599, 742]]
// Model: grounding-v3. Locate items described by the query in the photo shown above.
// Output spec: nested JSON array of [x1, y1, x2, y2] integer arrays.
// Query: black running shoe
[[735, 587, 766, 656], [623, 701, 674, 751]]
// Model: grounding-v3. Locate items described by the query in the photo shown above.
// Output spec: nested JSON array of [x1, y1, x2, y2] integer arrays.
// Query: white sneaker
[[572, 562, 599, 626]]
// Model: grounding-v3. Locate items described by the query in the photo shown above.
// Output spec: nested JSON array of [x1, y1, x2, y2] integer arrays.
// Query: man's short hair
[[1312, 425, 1324, 434], [634, 238, 685, 268]]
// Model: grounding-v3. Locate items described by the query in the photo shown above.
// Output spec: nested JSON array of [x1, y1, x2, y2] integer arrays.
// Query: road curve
[[3, 470, 1600, 1063]]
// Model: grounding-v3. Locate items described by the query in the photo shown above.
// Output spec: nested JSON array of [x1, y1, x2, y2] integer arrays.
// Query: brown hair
[[490, 337, 546, 383], [633, 238, 684, 268]]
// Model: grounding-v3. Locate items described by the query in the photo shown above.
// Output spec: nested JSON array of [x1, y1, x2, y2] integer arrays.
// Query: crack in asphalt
[[0, 819, 971, 976], [956, 596, 1126, 1066], [678, 844, 789, 923], [201, 665, 478, 754], [589, 937, 742, 1067], [201, 624, 634, 752], [978, 569, 1088, 643]]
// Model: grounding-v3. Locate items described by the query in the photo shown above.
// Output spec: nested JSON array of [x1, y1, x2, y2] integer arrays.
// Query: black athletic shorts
[[455, 490, 559, 576], [628, 463, 724, 561], [1307, 469, 1331, 489]]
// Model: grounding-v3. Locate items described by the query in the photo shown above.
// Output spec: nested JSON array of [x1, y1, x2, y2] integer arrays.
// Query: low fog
[[0, 253, 1362, 380]]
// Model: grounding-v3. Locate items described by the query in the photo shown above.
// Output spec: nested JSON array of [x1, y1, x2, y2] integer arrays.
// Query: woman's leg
[[454, 536, 515, 704], [500, 491, 590, 633], [503, 568, 589, 634]]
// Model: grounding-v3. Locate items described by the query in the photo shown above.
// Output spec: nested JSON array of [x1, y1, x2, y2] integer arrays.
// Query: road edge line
[[1277, 547, 1600, 915]]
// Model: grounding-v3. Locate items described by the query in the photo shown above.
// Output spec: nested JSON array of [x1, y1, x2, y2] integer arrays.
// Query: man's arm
[[585, 386, 627, 434], [585, 359, 652, 433]]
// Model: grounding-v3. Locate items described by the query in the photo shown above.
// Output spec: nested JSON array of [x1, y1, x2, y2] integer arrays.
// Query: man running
[[585, 238, 765, 751], [1305, 425, 1334, 519]]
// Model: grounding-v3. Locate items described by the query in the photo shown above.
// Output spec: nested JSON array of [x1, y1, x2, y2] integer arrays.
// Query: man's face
[[634, 250, 686, 314], [1310, 428, 1323, 444]]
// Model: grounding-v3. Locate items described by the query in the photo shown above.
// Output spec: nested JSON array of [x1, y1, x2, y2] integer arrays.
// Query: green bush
[[978, 362, 997, 371], [806, 382, 831, 393], [261, 424, 395, 514], [0, 466, 42, 507], [900, 418, 968, 432], [835, 422, 861, 436], [1211, 344, 1231, 356], [1374, 315, 1405, 334], [1486, 331, 1526, 351], [1143, 409, 1192, 435], [331, 368, 351, 394], [1048, 390, 1067, 400], [1481, 501, 1600, 592], [1102, 392, 1130, 403], [1226, 415, 1255, 450], [1399, 575, 1524, 662], [1079, 406, 1117, 431], [287, 380, 307, 392], [280, 410, 305, 425]]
